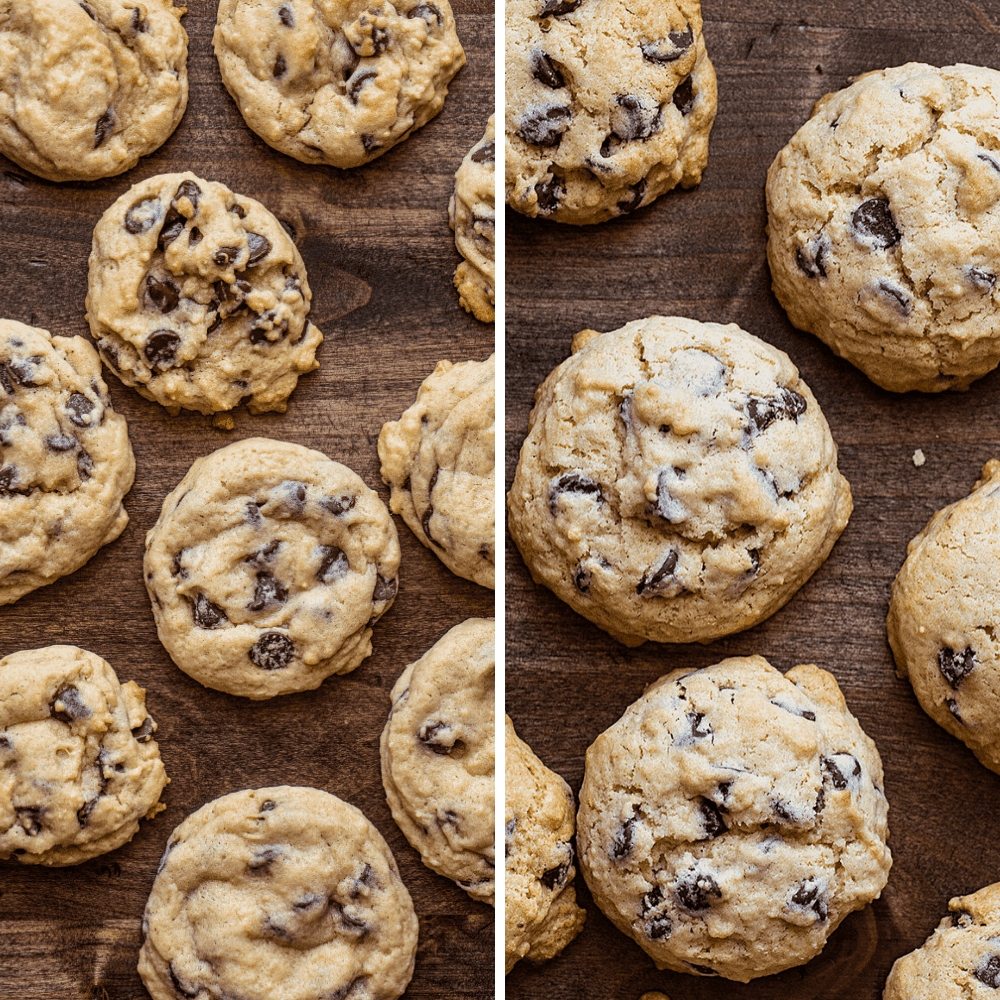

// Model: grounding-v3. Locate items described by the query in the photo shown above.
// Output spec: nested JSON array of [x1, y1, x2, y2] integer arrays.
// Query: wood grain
[[0, 1, 494, 996], [505, 2, 1000, 998]]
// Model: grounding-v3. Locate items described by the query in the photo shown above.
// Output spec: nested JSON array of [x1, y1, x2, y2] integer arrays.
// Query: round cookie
[[380, 618, 495, 903], [505, 713, 586, 974], [449, 115, 496, 322], [0, 0, 188, 182], [86, 172, 323, 417], [577, 656, 892, 982], [884, 883, 1000, 999], [378, 354, 494, 589], [143, 437, 400, 700], [0, 645, 168, 867], [507, 317, 853, 646], [766, 62, 1000, 393], [0, 319, 134, 606], [505, 0, 717, 225], [213, 0, 466, 169], [138, 786, 418, 1000], [887, 460, 1000, 774]]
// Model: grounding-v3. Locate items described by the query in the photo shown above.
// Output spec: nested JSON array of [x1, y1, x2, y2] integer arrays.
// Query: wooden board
[[0, 1, 495, 996], [505, 2, 1000, 997]]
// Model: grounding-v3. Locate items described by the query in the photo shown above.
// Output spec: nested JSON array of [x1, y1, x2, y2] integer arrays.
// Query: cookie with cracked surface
[[86, 172, 323, 416], [888, 459, 1000, 774], [505, 0, 716, 225], [767, 62, 1000, 393], [213, 0, 466, 169], [507, 317, 852, 646], [505, 713, 586, 974], [379, 353, 494, 588], [143, 437, 400, 700], [450, 115, 495, 322], [138, 786, 418, 1000], [578, 656, 891, 982], [380, 618, 495, 904], [0, 645, 167, 866], [0, 319, 134, 606], [0, 0, 187, 182]]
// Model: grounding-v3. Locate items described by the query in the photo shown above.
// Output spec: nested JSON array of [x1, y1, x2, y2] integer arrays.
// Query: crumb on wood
[[912, 449, 925, 467]]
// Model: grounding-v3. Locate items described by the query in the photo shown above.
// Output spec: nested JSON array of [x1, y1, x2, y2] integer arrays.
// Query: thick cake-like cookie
[[507, 317, 852, 645], [87, 172, 323, 416], [767, 63, 1000, 393], [138, 786, 418, 1000], [379, 354, 494, 588], [450, 116, 496, 322], [577, 656, 892, 982], [213, 0, 466, 169], [0, 0, 188, 182], [0, 319, 134, 606], [0, 645, 167, 866], [380, 618, 495, 904], [505, 713, 586, 974], [143, 438, 400, 700], [505, 0, 717, 225], [888, 460, 1000, 773]]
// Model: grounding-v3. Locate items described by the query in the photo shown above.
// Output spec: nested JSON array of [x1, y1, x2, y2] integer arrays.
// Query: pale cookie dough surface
[[507, 317, 853, 646], [885, 882, 1000, 999], [505, 713, 586, 974], [87, 172, 323, 416], [379, 354, 495, 588], [766, 62, 1000, 393], [380, 618, 495, 903], [578, 656, 892, 982], [213, 0, 466, 169], [138, 786, 418, 1000], [887, 459, 1000, 774], [505, 0, 717, 225], [0, 0, 188, 182], [0, 319, 134, 606], [449, 115, 495, 322], [144, 437, 400, 700], [0, 645, 167, 867]]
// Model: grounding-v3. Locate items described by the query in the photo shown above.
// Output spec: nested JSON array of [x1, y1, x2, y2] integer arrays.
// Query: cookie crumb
[[912, 449, 926, 467]]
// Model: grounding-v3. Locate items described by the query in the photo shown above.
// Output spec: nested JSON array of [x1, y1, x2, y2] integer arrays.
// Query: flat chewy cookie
[[0, 319, 134, 606], [0, 645, 167, 867], [577, 656, 892, 982], [381, 618, 495, 903], [213, 0, 466, 169], [767, 62, 1000, 393], [87, 172, 323, 417], [505, 0, 717, 225], [0, 0, 188, 182], [138, 786, 418, 1000], [379, 354, 495, 588], [143, 437, 400, 700], [507, 317, 852, 645]]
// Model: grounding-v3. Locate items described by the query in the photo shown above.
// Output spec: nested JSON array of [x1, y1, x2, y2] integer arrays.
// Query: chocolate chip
[[144, 330, 181, 370], [470, 140, 495, 164], [130, 7, 149, 31], [50, 685, 89, 723], [174, 180, 201, 209], [746, 387, 807, 436], [79, 449, 95, 480], [610, 812, 637, 860], [168, 963, 199, 999], [188, 227, 203, 247], [273, 54, 287, 78], [408, 3, 443, 24], [317, 545, 349, 583], [418, 721, 459, 755], [348, 70, 377, 103], [697, 798, 727, 839], [686, 963, 719, 977], [548, 471, 603, 514], [675, 866, 722, 911], [939, 646, 976, 688], [79, 2, 95, 16], [531, 50, 564, 88], [822, 753, 861, 790], [647, 911, 672, 940], [240, 234, 270, 269], [248, 847, 280, 875], [321, 495, 356, 516], [278, 480, 307, 514], [192, 592, 227, 629], [641, 25, 694, 63], [94, 109, 115, 148], [789, 878, 828, 922], [66, 392, 96, 427], [213, 246, 241, 267], [46, 433, 77, 452], [517, 105, 571, 148], [770, 699, 816, 721], [617, 179, 647, 215], [5, 358, 43, 387], [261, 799, 276, 811], [246, 501, 262, 526], [249, 632, 295, 669], [421, 467, 442, 547], [0, 736, 11, 752], [372, 574, 397, 602], [0, 366, 11, 395], [681, 711, 712, 742], [873, 280, 911, 315], [534, 173, 564, 214], [0, 466, 17, 493], [125, 196, 163, 236], [16, 806, 43, 836], [248, 572, 287, 611], [970, 268, 997, 290], [851, 198, 900, 249], [331, 903, 369, 937], [77, 795, 101, 827], [796, 237, 829, 278], [541, 855, 572, 889], [978, 153, 1000, 175], [505, 817, 517, 856], [636, 550, 681, 599], [975, 955, 1000, 988], [131, 717, 155, 743], [540, 0, 580, 14], [946, 698, 965, 725], [145, 274, 179, 314], [672, 75, 695, 115], [171, 551, 188, 578], [641, 884, 662, 914], [278, 4, 293, 26], [610, 94, 658, 142], [573, 563, 592, 595], [157, 210, 185, 249]]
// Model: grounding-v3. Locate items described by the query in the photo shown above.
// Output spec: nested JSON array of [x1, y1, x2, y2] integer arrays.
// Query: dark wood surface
[[506, 2, 1000, 998], [0, 1, 494, 996]]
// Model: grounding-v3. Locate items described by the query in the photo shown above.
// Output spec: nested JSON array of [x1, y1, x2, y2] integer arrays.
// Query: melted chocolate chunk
[[746, 387, 807, 435], [610, 94, 658, 142], [421, 467, 442, 547], [192, 592, 227, 629], [0, 466, 17, 493], [248, 847, 281, 875], [939, 645, 976, 688], [674, 867, 722, 911], [541, 857, 571, 889], [408, 4, 443, 24], [79, 448, 95, 480], [641, 25, 694, 63], [6, 357, 44, 387], [540, 0, 580, 14], [874, 280, 910, 315], [789, 878, 828, 921], [157, 210, 186, 249], [418, 721, 458, 755], [50, 685, 89, 723], [610, 812, 637, 860], [534, 173, 564, 214], [641, 884, 662, 914], [246, 501, 263, 526], [16, 806, 43, 836], [145, 274, 180, 314], [372, 574, 397, 602], [617, 179, 647, 215], [213, 245, 241, 267], [531, 50, 565, 88], [278, 4, 293, 26], [0, 366, 11, 395], [79, 2, 95, 17], [682, 711, 712, 742], [970, 268, 997, 291], [317, 545, 349, 583], [505, 817, 516, 857], [548, 471, 603, 513], [66, 392, 96, 427], [697, 797, 727, 839], [131, 717, 155, 743], [976, 955, 1000, 988], [822, 753, 861, 790], [946, 698, 965, 725], [770, 699, 816, 721], [249, 632, 295, 670], [673, 75, 695, 115], [130, 7, 149, 32], [796, 237, 829, 279], [46, 433, 77, 452], [77, 795, 101, 827], [261, 799, 277, 812], [174, 179, 201, 209], [279, 480, 307, 514], [686, 963, 719, 977], [652, 467, 687, 523], [349, 70, 378, 103], [273, 54, 287, 78], [94, 109, 115, 148], [144, 330, 181, 370], [517, 105, 571, 148], [647, 911, 672, 940], [852, 198, 900, 248], [248, 572, 287, 611], [573, 562, 592, 595]]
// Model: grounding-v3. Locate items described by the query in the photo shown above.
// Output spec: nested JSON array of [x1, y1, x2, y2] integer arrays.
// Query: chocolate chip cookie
[[507, 317, 853, 645], [450, 115, 495, 322], [86, 172, 323, 416], [0, 319, 134, 606], [505, 0, 717, 225], [767, 62, 1000, 393], [380, 618, 495, 904], [138, 786, 418, 1000], [143, 437, 400, 700], [887, 460, 1000, 774], [213, 0, 466, 169], [0, 0, 188, 182], [379, 353, 494, 589], [577, 656, 892, 982], [0, 644, 168, 867]]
